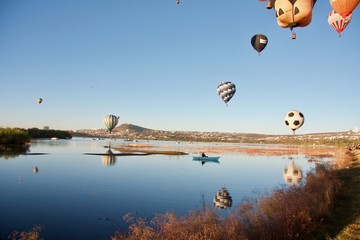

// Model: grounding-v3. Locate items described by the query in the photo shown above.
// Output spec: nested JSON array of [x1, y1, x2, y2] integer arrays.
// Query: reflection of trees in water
[[101, 149, 117, 166], [213, 186, 232, 209], [0, 145, 29, 160], [283, 160, 303, 185]]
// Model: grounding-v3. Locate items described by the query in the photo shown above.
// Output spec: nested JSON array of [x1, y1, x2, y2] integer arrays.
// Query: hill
[[112, 123, 152, 133], [73, 124, 360, 146]]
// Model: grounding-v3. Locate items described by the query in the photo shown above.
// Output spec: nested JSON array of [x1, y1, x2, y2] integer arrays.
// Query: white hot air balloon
[[284, 110, 305, 134], [104, 115, 119, 133], [328, 10, 352, 37]]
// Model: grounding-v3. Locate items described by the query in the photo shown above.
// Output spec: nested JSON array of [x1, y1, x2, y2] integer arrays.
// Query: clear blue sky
[[1, 0, 359, 134]]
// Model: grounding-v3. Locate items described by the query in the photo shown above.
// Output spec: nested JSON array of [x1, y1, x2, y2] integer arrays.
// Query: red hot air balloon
[[328, 10, 352, 37]]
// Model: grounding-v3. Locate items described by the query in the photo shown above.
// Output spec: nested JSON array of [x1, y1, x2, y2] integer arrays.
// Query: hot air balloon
[[330, 0, 360, 18], [104, 115, 119, 133], [251, 34, 268, 55], [267, 0, 317, 39], [328, 10, 352, 37], [176, 0, 180, 4], [284, 110, 305, 134], [259, 0, 273, 10], [37, 98, 43, 104], [217, 82, 236, 106]]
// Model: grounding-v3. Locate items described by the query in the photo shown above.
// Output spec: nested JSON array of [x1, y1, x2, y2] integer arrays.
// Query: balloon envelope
[[330, 0, 360, 18], [328, 10, 352, 36], [271, 0, 316, 29], [37, 98, 43, 104], [251, 34, 268, 55], [217, 82, 236, 106], [104, 115, 119, 133], [284, 110, 305, 134]]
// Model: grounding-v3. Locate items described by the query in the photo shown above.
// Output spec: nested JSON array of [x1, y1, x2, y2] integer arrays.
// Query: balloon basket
[[291, 32, 296, 40]]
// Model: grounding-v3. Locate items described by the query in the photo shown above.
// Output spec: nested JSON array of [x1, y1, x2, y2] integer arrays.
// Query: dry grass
[[6, 225, 42, 240], [312, 150, 360, 239]]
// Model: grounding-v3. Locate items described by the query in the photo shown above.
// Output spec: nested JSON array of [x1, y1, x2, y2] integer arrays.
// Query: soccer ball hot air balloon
[[328, 10, 352, 37], [217, 82, 236, 106], [330, 0, 360, 18], [251, 34, 268, 55], [266, 0, 317, 39], [284, 110, 304, 134], [104, 115, 119, 133], [37, 98, 43, 104]]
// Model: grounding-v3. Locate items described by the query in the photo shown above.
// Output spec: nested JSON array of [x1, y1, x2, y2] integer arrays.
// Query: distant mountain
[[113, 123, 153, 133]]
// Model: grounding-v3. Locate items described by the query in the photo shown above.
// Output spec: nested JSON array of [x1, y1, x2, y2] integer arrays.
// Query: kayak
[[192, 156, 220, 162]]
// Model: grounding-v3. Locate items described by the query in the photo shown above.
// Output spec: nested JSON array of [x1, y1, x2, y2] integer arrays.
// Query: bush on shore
[[0, 128, 30, 146]]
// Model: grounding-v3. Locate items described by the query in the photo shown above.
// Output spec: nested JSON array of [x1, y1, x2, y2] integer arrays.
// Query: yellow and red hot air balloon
[[328, 10, 352, 37], [37, 98, 43, 104], [265, 0, 317, 39], [330, 0, 360, 18]]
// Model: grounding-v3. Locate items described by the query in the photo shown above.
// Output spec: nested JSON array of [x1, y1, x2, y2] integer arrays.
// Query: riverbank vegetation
[[0, 127, 72, 143], [27, 128, 72, 139], [0, 128, 30, 158], [0, 127, 72, 158]]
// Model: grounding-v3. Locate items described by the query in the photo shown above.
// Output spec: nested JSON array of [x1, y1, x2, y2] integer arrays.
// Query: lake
[[0, 138, 337, 239]]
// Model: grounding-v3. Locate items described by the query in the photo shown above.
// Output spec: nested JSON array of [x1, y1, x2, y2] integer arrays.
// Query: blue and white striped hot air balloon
[[104, 115, 119, 133], [217, 82, 236, 106]]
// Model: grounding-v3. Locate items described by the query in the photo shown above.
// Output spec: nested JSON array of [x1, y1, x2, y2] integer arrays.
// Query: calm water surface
[[0, 138, 328, 239]]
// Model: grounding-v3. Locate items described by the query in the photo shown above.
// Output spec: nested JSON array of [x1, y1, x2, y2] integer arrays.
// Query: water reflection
[[283, 160, 303, 185], [101, 149, 117, 166], [0, 145, 29, 159], [1, 139, 337, 240], [213, 186, 232, 209]]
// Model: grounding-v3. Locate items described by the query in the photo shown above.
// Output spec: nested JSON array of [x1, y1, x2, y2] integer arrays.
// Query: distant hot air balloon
[[267, 0, 317, 39], [284, 110, 305, 134], [251, 34, 268, 55], [217, 82, 236, 106], [37, 98, 43, 104], [104, 115, 119, 133], [330, 0, 360, 18], [176, 0, 180, 4], [328, 10, 352, 37]]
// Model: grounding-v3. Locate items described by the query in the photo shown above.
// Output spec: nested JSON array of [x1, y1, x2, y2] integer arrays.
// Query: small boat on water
[[192, 156, 220, 162]]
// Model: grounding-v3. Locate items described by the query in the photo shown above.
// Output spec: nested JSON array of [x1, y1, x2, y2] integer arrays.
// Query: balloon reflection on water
[[101, 149, 117, 166], [283, 160, 303, 185], [213, 186, 232, 209]]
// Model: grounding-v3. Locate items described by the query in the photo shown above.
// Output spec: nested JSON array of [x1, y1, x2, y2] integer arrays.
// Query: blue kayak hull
[[192, 156, 220, 161]]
